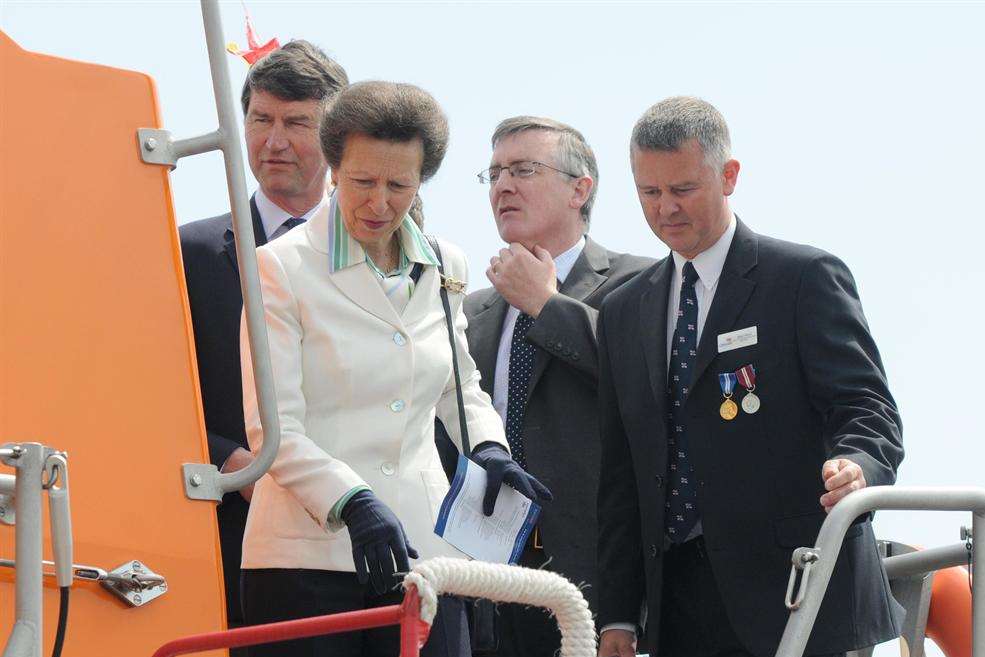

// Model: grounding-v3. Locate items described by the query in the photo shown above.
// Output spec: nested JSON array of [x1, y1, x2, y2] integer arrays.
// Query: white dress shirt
[[492, 237, 586, 424], [254, 187, 328, 242], [601, 215, 736, 638]]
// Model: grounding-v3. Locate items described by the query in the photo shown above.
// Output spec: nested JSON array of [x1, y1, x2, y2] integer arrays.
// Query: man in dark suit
[[454, 116, 652, 656], [179, 41, 347, 637], [596, 97, 904, 657]]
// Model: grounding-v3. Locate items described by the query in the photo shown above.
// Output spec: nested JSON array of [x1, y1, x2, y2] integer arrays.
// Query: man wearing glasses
[[440, 116, 652, 656]]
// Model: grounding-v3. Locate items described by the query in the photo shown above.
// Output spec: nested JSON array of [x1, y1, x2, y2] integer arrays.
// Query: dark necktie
[[666, 261, 700, 542], [505, 312, 536, 470], [279, 216, 305, 235]]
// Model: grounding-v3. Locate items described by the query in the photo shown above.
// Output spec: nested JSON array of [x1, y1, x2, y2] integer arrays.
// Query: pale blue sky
[[3, 2, 983, 653]]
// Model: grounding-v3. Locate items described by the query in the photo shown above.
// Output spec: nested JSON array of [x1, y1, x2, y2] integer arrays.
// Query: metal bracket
[[0, 494, 14, 525], [101, 560, 168, 608], [785, 547, 820, 610], [182, 463, 224, 502], [137, 128, 221, 169]]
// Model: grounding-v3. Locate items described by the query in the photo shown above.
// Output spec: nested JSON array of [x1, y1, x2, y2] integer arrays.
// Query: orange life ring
[[924, 565, 972, 657]]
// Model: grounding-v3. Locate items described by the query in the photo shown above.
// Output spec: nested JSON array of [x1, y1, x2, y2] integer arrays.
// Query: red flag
[[226, 10, 280, 65]]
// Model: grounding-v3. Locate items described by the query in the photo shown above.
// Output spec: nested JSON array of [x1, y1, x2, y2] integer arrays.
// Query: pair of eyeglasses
[[476, 161, 579, 184]]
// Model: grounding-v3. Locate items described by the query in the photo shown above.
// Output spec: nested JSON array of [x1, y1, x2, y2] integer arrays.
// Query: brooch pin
[[440, 274, 466, 294]]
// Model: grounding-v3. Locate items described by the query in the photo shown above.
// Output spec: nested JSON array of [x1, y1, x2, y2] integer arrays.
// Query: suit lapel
[[640, 257, 673, 406], [688, 221, 759, 398], [223, 195, 268, 273], [328, 265, 403, 328], [469, 294, 509, 397], [526, 239, 609, 399]]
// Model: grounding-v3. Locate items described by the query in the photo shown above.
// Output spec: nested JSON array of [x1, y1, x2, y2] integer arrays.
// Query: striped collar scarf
[[326, 192, 439, 275]]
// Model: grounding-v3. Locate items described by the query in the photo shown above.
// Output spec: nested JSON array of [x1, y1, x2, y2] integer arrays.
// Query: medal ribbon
[[735, 364, 756, 389], [718, 372, 737, 397]]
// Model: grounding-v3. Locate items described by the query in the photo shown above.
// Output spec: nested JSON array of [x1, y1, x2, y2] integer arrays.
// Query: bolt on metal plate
[[101, 560, 168, 608]]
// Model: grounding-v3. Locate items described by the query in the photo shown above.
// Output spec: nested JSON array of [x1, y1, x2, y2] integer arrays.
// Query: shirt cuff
[[326, 484, 372, 530], [600, 623, 637, 636]]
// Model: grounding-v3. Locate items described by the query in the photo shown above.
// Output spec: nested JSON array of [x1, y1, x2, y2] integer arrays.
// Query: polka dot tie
[[505, 312, 536, 470], [666, 262, 700, 542]]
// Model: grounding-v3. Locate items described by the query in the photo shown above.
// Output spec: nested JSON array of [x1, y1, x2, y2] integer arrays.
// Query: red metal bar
[[152, 589, 426, 657], [400, 585, 423, 656]]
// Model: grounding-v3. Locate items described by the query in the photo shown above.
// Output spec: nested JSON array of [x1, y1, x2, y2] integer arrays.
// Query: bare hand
[[597, 629, 636, 657], [221, 447, 256, 503], [486, 243, 557, 318], [820, 458, 866, 512]]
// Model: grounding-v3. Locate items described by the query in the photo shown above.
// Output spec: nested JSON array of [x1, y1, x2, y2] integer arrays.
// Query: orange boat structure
[[0, 3, 981, 656]]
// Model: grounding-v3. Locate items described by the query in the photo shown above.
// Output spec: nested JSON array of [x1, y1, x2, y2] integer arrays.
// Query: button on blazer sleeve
[[433, 241, 508, 455], [240, 247, 368, 532], [795, 253, 904, 487]]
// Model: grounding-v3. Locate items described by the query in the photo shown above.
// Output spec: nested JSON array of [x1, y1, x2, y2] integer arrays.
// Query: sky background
[[2, 2, 983, 654]]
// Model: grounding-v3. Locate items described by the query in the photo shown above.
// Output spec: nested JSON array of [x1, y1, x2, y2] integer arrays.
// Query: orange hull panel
[[0, 30, 226, 657]]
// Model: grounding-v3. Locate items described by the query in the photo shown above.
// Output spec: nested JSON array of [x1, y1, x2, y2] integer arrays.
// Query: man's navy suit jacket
[[179, 197, 267, 624], [597, 219, 905, 656]]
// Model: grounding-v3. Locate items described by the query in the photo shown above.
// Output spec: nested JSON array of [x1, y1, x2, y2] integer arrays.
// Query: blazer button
[[655, 475, 664, 487], [389, 400, 405, 413], [381, 462, 396, 476], [649, 544, 658, 557], [546, 340, 555, 349], [555, 341, 563, 350], [571, 353, 580, 361], [393, 332, 407, 346]]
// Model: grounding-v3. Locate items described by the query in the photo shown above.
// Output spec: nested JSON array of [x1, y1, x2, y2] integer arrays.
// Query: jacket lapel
[[328, 265, 403, 328], [469, 294, 509, 397], [687, 220, 758, 398], [301, 207, 402, 328], [640, 257, 673, 406], [525, 238, 610, 399], [223, 195, 268, 273]]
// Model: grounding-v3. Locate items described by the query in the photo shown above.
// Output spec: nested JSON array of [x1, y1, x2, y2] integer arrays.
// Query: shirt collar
[[554, 236, 587, 284], [255, 187, 328, 240], [671, 213, 737, 289], [326, 192, 439, 274]]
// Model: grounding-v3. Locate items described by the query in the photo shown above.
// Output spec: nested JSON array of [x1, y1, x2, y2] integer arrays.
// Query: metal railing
[[137, 0, 282, 503], [775, 485, 985, 657], [151, 589, 424, 657]]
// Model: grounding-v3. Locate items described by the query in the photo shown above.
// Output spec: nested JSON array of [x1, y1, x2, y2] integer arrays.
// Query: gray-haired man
[[596, 96, 903, 657], [441, 116, 652, 656]]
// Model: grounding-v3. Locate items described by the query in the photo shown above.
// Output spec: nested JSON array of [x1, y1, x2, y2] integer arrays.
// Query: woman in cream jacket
[[238, 81, 550, 657]]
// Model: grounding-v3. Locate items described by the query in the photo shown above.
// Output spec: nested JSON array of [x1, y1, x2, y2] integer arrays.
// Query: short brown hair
[[240, 40, 348, 115], [320, 81, 449, 182], [492, 116, 599, 223]]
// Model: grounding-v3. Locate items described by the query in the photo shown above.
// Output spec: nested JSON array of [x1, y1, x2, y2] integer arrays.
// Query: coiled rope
[[403, 558, 596, 657]]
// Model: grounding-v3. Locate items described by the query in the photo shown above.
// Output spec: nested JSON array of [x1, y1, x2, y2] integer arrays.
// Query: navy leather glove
[[471, 442, 553, 516], [341, 490, 419, 594]]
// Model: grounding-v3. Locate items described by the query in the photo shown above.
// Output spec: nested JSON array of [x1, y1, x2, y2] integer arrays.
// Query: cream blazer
[[239, 205, 507, 572]]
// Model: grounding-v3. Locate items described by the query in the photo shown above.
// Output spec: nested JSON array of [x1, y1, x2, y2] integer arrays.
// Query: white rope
[[402, 557, 596, 657]]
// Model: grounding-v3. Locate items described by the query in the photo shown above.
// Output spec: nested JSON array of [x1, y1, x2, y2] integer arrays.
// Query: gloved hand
[[341, 490, 419, 594], [471, 442, 553, 516]]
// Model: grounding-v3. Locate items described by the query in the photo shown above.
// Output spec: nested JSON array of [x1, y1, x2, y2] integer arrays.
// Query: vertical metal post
[[974, 511, 985, 657], [2, 444, 45, 657], [193, 0, 281, 487]]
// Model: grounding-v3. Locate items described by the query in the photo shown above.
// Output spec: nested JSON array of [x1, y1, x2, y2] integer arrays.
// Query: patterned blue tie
[[666, 262, 700, 542], [505, 312, 536, 469]]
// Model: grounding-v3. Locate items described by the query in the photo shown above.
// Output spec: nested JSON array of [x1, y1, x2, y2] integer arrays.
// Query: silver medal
[[741, 392, 761, 414]]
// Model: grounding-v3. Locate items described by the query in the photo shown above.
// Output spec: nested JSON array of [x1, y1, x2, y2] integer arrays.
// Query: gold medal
[[719, 398, 738, 420]]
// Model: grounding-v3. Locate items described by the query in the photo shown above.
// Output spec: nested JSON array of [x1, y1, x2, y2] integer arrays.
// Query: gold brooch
[[440, 275, 467, 294]]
